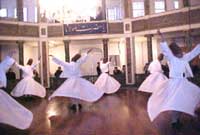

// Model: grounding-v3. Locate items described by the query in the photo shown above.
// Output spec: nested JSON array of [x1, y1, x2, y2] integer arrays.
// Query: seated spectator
[[54, 66, 63, 78], [6, 68, 16, 81], [33, 69, 40, 81], [113, 67, 122, 75], [96, 62, 101, 76], [161, 64, 169, 78], [191, 64, 200, 76], [143, 62, 150, 75], [122, 65, 126, 74]]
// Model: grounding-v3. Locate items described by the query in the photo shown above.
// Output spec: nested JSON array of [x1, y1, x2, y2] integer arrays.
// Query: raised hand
[[87, 48, 93, 54], [157, 29, 165, 42], [157, 29, 162, 35]]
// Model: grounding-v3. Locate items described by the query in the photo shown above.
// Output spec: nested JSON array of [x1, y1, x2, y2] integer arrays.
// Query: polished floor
[[0, 88, 200, 135]]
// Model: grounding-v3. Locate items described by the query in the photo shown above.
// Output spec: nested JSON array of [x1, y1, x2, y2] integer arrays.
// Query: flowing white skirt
[[95, 73, 121, 94], [49, 77, 104, 102], [138, 72, 168, 93], [0, 89, 33, 129], [148, 78, 200, 121], [11, 77, 46, 98], [0, 69, 7, 88]]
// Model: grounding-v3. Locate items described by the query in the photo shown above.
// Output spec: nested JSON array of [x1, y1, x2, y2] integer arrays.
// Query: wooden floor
[[0, 88, 200, 135]]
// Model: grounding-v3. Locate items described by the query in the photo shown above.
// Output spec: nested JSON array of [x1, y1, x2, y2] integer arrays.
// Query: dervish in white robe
[[0, 56, 33, 129], [148, 41, 200, 121], [49, 54, 104, 102], [95, 60, 121, 94], [138, 59, 168, 93], [11, 61, 46, 98]]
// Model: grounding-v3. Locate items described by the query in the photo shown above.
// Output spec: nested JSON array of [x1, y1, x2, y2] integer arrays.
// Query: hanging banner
[[64, 22, 107, 35]]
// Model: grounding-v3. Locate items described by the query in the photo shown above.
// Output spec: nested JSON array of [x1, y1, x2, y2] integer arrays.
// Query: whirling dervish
[[148, 30, 200, 129], [95, 57, 121, 94], [0, 52, 33, 130], [48, 49, 104, 111], [138, 53, 168, 93], [11, 57, 46, 98]]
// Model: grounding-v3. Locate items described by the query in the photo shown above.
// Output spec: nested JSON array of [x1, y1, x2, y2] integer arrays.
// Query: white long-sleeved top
[[0, 56, 15, 87], [148, 59, 163, 74], [15, 61, 40, 78], [52, 54, 88, 78], [100, 61, 110, 73], [0, 56, 15, 72], [161, 42, 200, 78]]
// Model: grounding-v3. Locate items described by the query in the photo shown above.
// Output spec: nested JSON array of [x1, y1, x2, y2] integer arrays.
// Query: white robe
[[0, 56, 15, 88], [95, 61, 121, 94], [138, 60, 168, 93], [0, 56, 33, 129], [11, 62, 46, 98], [49, 54, 104, 102], [148, 42, 200, 121], [0, 89, 33, 129], [59, 64, 69, 78]]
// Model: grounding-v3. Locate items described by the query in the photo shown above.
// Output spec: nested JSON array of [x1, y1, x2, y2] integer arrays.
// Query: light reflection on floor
[[0, 89, 200, 135]]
